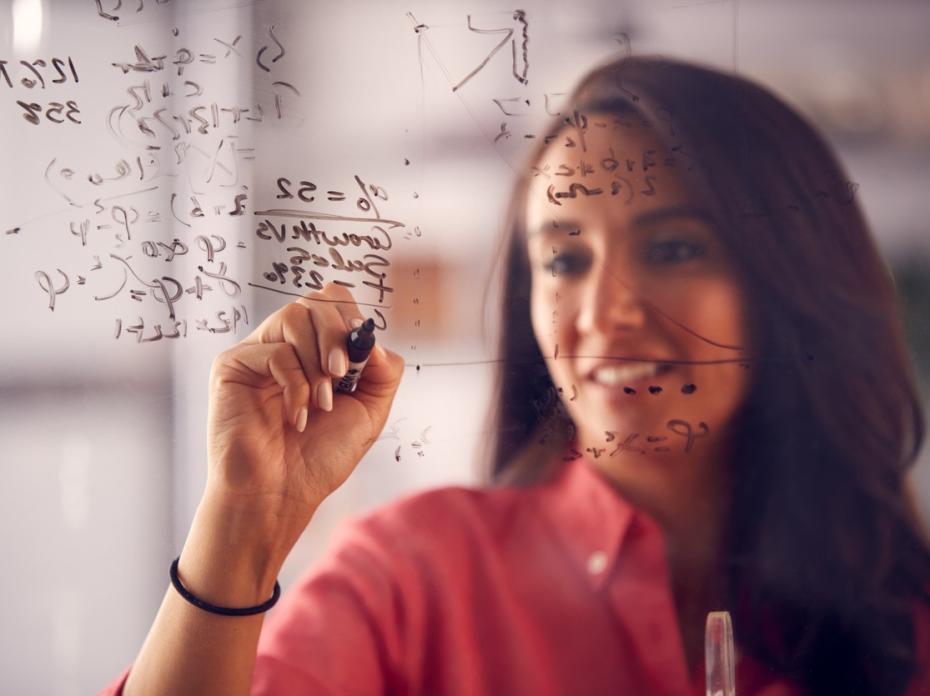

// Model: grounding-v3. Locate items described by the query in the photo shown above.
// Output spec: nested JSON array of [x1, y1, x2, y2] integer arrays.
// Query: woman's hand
[[204, 284, 404, 557]]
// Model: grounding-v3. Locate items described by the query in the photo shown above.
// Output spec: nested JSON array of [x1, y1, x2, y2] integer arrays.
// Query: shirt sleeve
[[96, 665, 131, 695]]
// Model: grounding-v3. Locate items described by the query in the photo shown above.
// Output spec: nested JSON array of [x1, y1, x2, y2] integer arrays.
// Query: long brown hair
[[483, 56, 930, 694]]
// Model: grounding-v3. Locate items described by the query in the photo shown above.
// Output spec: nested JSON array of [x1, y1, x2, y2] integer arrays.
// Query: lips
[[584, 361, 675, 396]]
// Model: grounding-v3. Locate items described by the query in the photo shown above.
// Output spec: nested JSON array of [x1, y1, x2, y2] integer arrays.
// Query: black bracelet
[[170, 556, 281, 616]]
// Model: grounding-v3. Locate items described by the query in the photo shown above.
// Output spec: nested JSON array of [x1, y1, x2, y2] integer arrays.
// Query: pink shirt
[[101, 456, 930, 695]]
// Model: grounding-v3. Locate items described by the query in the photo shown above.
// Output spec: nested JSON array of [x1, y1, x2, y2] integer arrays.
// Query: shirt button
[[587, 550, 608, 575]]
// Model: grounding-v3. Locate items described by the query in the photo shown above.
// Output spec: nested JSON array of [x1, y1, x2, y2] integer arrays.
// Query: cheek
[[682, 282, 751, 416], [683, 281, 747, 355]]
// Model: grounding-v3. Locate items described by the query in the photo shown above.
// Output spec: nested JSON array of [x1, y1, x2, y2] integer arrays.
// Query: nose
[[575, 257, 647, 335]]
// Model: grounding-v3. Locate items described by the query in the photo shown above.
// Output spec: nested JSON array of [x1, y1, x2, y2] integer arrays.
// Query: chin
[[572, 397, 724, 458]]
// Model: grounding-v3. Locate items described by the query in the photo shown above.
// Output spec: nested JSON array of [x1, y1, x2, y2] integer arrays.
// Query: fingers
[[220, 342, 311, 431], [295, 289, 354, 378], [279, 302, 332, 413], [240, 283, 375, 415]]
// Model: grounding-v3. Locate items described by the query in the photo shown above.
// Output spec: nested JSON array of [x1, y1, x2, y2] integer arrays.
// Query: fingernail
[[328, 348, 347, 377], [350, 317, 364, 329], [296, 406, 308, 433], [317, 381, 333, 412]]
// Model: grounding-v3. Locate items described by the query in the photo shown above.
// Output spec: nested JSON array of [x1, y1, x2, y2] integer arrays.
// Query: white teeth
[[592, 363, 661, 386]]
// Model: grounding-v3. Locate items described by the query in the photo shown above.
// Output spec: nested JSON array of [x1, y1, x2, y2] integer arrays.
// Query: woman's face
[[525, 117, 752, 467]]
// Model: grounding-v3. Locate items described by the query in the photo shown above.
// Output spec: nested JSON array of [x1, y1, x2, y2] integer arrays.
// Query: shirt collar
[[533, 453, 638, 591]]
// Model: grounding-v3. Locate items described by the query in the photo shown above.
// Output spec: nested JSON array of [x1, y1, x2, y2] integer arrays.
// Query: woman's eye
[[542, 253, 588, 276], [645, 239, 706, 264]]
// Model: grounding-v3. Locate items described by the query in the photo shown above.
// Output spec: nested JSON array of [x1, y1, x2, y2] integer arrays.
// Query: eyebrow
[[527, 205, 715, 238], [631, 205, 715, 228], [527, 219, 583, 237]]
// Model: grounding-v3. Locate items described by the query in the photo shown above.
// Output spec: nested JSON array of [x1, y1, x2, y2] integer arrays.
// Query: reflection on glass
[[706, 610, 736, 696]]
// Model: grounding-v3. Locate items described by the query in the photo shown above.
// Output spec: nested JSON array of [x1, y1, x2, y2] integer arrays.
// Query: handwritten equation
[[1, 55, 82, 125], [3, 5, 415, 345]]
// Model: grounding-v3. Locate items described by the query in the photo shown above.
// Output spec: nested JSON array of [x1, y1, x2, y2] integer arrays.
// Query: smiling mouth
[[588, 362, 674, 389]]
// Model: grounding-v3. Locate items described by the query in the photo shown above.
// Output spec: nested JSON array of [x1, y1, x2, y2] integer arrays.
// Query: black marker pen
[[334, 318, 376, 393]]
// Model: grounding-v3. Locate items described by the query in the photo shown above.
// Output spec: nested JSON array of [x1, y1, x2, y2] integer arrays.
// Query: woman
[[103, 57, 930, 695], [488, 57, 930, 694]]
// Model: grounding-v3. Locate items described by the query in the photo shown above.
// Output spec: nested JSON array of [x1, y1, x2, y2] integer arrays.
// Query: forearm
[[123, 495, 297, 696]]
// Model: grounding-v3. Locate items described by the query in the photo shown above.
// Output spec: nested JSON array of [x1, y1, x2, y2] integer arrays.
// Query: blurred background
[[1, 0, 929, 693]]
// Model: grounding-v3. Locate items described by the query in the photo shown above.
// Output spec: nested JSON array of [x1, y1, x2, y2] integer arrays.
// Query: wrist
[[170, 556, 281, 616], [177, 495, 296, 607]]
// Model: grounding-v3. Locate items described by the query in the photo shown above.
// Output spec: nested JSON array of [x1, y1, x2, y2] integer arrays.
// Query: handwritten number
[[46, 102, 65, 124], [17, 100, 41, 125], [304, 270, 324, 290], [297, 181, 316, 202], [276, 177, 293, 199], [51, 58, 68, 84], [276, 178, 315, 202], [19, 60, 44, 89], [15, 100, 80, 125], [0, 60, 12, 88], [65, 101, 81, 124], [268, 261, 288, 283]]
